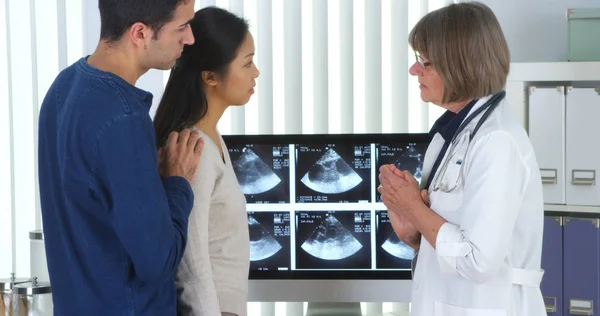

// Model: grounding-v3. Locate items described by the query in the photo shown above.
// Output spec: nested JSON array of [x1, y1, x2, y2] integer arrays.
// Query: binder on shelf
[[563, 216, 600, 316], [528, 86, 566, 204], [565, 87, 600, 206], [541, 216, 563, 315]]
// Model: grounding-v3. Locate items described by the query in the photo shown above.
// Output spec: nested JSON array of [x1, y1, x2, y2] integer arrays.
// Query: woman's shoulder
[[477, 101, 533, 152], [191, 135, 225, 178], [468, 126, 535, 176]]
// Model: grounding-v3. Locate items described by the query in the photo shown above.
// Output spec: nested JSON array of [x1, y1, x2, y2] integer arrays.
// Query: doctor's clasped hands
[[378, 165, 429, 251]]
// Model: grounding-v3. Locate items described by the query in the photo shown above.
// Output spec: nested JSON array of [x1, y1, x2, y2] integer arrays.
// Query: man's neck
[[86, 41, 147, 86]]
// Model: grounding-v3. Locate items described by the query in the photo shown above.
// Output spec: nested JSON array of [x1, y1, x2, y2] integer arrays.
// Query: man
[[37, 1, 201, 315]]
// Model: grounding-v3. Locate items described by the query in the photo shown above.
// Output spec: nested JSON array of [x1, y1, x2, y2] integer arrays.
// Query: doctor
[[378, 2, 546, 315]]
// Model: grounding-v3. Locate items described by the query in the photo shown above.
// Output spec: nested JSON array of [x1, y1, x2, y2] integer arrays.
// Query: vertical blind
[[1, 0, 85, 279], [0, 0, 455, 306]]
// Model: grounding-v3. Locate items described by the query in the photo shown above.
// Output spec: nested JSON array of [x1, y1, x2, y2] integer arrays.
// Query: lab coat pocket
[[430, 190, 463, 214], [434, 301, 507, 316], [429, 148, 466, 214]]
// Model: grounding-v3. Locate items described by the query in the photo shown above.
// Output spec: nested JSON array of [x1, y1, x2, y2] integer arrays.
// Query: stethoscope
[[429, 91, 506, 193]]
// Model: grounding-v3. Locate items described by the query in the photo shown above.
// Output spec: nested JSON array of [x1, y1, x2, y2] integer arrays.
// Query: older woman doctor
[[378, 2, 546, 316]]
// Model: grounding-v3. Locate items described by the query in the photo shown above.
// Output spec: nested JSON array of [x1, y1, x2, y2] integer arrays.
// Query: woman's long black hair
[[153, 6, 249, 148]]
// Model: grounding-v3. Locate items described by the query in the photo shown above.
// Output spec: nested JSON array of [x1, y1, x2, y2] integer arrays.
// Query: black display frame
[[223, 133, 431, 280]]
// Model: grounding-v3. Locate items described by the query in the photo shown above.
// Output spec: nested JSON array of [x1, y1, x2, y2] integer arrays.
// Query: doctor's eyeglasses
[[414, 52, 431, 70]]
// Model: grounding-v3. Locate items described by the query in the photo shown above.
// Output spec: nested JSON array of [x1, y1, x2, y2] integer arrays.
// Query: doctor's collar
[[433, 99, 479, 141]]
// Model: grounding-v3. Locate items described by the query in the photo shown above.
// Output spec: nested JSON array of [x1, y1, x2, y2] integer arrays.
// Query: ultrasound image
[[381, 233, 414, 260], [295, 211, 371, 269], [300, 149, 363, 194], [228, 144, 290, 204], [296, 144, 371, 203], [235, 149, 281, 194], [301, 214, 362, 260], [249, 215, 283, 261], [248, 211, 291, 271], [375, 211, 414, 269], [376, 142, 428, 202]]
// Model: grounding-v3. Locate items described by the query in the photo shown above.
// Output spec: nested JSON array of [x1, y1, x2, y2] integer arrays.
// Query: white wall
[[474, 0, 600, 62]]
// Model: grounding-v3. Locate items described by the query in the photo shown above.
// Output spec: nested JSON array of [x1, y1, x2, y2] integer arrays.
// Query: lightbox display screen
[[224, 133, 430, 279]]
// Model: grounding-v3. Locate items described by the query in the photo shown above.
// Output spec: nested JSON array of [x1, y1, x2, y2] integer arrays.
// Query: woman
[[378, 2, 545, 315], [154, 6, 259, 316]]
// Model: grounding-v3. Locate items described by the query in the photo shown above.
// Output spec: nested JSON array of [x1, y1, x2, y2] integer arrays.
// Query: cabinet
[[529, 86, 600, 206], [541, 214, 600, 316]]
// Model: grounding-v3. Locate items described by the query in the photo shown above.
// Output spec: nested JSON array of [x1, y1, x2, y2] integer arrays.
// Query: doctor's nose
[[409, 62, 422, 76]]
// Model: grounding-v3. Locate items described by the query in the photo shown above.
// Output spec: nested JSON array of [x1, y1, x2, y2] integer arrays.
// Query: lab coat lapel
[[420, 133, 445, 190], [420, 94, 496, 191]]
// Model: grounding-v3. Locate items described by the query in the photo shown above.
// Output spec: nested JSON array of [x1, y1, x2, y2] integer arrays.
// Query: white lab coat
[[409, 95, 547, 316]]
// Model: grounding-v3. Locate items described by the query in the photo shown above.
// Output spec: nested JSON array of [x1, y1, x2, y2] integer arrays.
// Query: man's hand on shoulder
[[162, 128, 204, 184]]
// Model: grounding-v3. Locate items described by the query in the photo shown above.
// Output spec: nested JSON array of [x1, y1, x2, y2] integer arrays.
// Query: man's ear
[[129, 22, 153, 49], [202, 71, 218, 87]]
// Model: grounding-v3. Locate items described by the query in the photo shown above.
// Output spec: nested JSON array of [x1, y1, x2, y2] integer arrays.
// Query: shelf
[[544, 204, 600, 214], [508, 61, 600, 82]]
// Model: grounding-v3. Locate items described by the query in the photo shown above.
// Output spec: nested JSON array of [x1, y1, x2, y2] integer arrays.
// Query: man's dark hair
[[99, 0, 188, 42]]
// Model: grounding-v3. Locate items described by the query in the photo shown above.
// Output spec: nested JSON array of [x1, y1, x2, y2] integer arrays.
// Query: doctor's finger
[[387, 185, 417, 205], [387, 164, 405, 177], [378, 171, 393, 187], [377, 184, 383, 195], [384, 187, 406, 204], [381, 195, 396, 209], [378, 171, 386, 183], [380, 188, 393, 202], [402, 170, 418, 184], [383, 165, 405, 178], [381, 186, 402, 201], [392, 169, 405, 178], [420, 190, 430, 206], [382, 181, 409, 195], [379, 164, 397, 175], [381, 167, 407, 184], [402, 170, 414, 179]]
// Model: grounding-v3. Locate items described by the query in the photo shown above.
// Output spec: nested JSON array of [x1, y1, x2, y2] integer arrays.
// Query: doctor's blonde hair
[[409, 1, 510, 104]]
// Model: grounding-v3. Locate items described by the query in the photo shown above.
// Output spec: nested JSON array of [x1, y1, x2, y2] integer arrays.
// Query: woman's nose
[[409, 61, 422, 76]]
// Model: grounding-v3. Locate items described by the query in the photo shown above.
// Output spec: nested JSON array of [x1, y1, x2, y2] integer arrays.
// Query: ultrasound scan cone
[[301, 215, 362, 260], [249, 215, 283, 261], [381, 232, 414, 260], [395, 146, 423, 183], [233, 149, 282, 195], [301, 149, 362, 194]]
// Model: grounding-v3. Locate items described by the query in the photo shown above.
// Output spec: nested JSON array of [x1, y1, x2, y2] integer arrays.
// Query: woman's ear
[[202, 71, 218, 87]]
